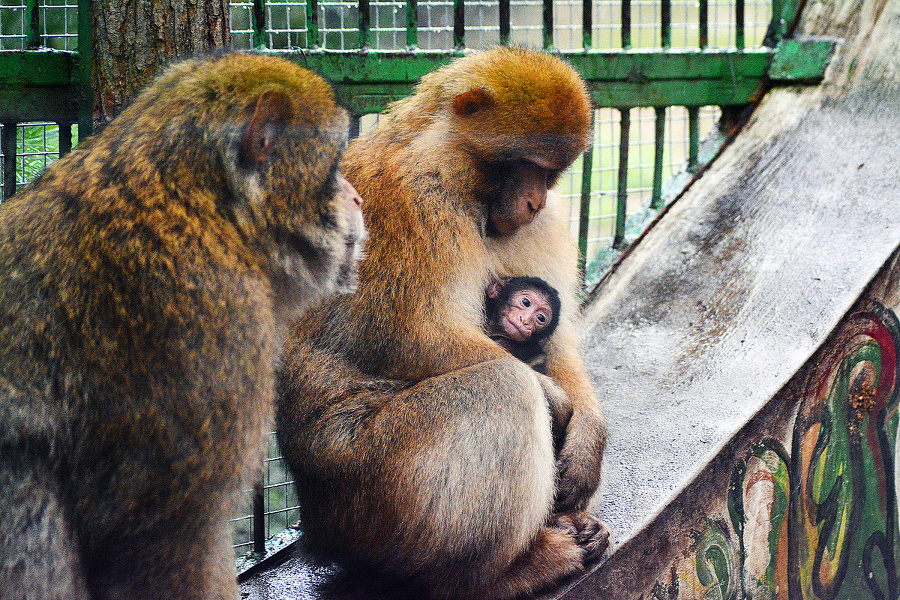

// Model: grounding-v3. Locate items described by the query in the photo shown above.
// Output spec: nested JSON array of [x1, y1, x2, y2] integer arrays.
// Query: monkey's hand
[[553, 403, 606, 512], [550, 510, 611, 564]]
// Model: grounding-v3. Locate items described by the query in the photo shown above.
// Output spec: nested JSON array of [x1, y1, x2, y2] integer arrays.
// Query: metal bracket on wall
[[767, 37, 838, 82]]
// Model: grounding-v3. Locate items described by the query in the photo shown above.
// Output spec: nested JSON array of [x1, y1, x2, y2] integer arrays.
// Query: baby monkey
[[485, 276, 561, 373]]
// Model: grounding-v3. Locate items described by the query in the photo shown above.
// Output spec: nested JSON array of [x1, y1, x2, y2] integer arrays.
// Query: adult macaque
[[277, 47, 607, 599], [485, 276, 561, 373], [0, 53, 364, 600]]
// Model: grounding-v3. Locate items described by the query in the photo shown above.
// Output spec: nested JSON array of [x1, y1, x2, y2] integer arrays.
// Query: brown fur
[[0, 52, 363, 600], [277, 47, 607, 599]]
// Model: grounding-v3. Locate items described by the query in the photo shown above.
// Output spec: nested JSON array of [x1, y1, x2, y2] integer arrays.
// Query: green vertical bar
[[736, 0, 745, 49], [307, 0, 320, 48], [25, 0, 41, 48], [661, 0, 671, 49], [764, 0, 784, 45], [764, 0, 799, 46], [406, 0, 418, 49], [59, 123, 72, 157], [77, 0, 92, 138], [542, 0, 553, 49], [687, 106, 699, 172], [2, 124, 17, 201], [699, 0, 708, 48], [577, 115, 595, 279], [252, 482, 266, 555], [499, 0, 510, 46], [582, 0, 591, 49], [651, 107, 665, 210], [359, 0, 371, 49], [621, 0, 631, 50], [252, 0, 266, 49], [613, 108, 629, 249], [453, 0, 464, 49]]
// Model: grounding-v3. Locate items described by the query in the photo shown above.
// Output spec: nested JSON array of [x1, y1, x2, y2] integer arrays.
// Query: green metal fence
[[0, 0, 833, 570]]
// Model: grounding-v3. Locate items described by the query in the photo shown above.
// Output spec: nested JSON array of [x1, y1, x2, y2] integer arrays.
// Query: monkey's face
[[497, 289, 554, 342], [484, 156, 566, 235], [446, 57, 591, 237], [262, 123, 367, 325]]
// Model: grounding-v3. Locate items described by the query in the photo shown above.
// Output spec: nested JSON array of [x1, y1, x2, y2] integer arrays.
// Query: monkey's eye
[[536, 313, 547, 324], [522, 297, 531, 308]]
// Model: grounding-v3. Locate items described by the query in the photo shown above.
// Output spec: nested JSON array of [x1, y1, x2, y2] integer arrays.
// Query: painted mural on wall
[[643, 300, 900, 600]]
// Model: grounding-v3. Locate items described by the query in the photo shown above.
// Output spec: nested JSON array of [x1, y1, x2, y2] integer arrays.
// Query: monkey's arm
[[387, 320, 515, 381], [542, 328, 607, 512]]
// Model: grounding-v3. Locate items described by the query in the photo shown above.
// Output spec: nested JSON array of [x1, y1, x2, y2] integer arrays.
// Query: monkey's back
[[0, 152, 275, 539], [0, 72, 279, 560]]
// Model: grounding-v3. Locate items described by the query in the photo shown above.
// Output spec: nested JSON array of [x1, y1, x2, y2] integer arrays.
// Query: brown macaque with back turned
[[0, 53, 364, 600], [485, 276, 561, 373], [277, 47, 608, 600]]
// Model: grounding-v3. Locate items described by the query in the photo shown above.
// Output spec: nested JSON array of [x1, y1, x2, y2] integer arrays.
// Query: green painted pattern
[[653, 302, 900, 600]]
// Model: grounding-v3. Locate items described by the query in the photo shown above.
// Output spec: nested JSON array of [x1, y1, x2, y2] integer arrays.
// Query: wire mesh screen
[[560, 106, 722, 261], [232, 0, 770, 51], [0, 123, 77, 200], [0, 0, 78, 50], [231, 433, 300, 558]]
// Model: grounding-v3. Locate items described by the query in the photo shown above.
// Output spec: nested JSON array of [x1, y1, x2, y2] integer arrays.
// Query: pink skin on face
[[501, 290, 553, 342]]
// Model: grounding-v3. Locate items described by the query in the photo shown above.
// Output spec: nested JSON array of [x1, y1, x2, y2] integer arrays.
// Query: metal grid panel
[[230, 0, 770, 51], [39, 0, 78, 50], [231, 433, 301, 557], [0, 0, 78, 50], [0, 2, 27, 49], [576, 0, 771, 49], [561, 106, 720, 257], [0, 122, 77, 201]]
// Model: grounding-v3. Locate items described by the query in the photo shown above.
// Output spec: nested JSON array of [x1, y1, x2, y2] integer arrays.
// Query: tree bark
[[91, 0, 231, 130]]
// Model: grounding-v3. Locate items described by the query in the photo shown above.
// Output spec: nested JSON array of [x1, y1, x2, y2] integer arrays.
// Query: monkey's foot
[[550, 511, 611, 563]]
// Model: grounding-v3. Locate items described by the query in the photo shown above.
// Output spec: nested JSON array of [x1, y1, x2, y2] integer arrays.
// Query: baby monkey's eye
[[522, 297, 531, 307], [537, 313, 547, 324]]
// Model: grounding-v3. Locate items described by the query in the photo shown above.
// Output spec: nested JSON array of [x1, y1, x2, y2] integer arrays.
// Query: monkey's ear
[[241, 89, 293, 166], [453, 87, 494, 116], [487, 278, 508, 299]]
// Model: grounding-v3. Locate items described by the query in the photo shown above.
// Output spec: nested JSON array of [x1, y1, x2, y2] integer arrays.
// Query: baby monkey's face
[[498, 289, 554, 342]]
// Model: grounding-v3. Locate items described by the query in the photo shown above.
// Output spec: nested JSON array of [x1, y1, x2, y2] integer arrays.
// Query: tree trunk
[[91, 0, 231, 130]]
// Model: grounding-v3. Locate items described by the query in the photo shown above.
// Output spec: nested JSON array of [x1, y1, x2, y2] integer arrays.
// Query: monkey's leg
[[486, 525, 584, 600], [0, 456, 90, 600], [535, 373, 573, 454], [85, 506, 238, 600]]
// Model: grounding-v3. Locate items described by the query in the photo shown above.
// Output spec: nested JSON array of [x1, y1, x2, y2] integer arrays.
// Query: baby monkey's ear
[[486, 278, 510, 299]]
